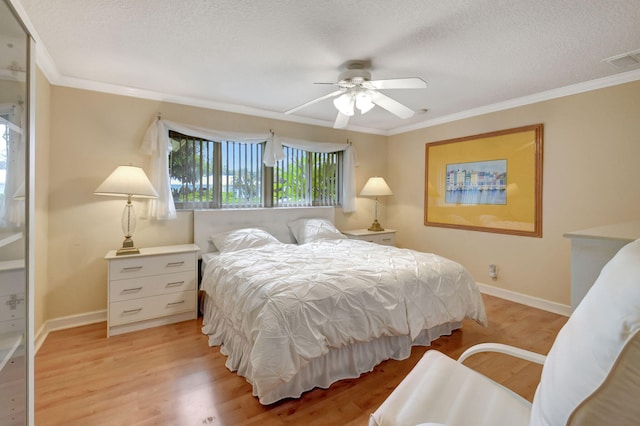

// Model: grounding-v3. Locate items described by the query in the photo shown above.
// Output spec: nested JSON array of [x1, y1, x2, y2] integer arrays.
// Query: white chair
[[370, 238, 640, 426]]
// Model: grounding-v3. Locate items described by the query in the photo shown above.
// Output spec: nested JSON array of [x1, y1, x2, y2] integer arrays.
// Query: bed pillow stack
[[210, 227, 280, 252], [288, 218, 347, 244]]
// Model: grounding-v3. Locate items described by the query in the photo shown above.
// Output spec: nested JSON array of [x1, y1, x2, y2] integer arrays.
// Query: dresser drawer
[[0, 268, 25, 296], [0, 319, 22, 335], [109, 289, 197, 326], [109, 252, 195, 281], [343, 229, 396, 246], [363, 233, 395, 245], [0, 293, 25, 322], [109, 271, 196, 302]]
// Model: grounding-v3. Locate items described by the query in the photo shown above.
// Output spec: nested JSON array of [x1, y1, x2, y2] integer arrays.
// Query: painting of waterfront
[[445, 160, 507, 205], [425, 124, 542, 237]]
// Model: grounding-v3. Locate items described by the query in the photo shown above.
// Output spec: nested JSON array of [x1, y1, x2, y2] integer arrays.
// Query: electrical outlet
[[489, 264, 498, 279]]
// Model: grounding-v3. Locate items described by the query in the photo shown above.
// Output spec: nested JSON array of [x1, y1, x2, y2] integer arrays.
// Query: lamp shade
[[355, 91, 375, 114], [94, 165, 159, 198], [360, 177, 393, 197], [333, 92, 355, 116]]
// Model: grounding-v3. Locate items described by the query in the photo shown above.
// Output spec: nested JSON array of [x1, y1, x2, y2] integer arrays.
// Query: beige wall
[[387, 80, 640, 305], [46, 87, 387, 319], [39, 79, 640, 322]]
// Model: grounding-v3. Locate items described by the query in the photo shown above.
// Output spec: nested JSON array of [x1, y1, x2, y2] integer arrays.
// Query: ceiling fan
[[285, 61, 427, 129]]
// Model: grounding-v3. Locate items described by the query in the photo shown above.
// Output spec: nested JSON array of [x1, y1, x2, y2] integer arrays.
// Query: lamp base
[[367, 220, 385, 232], [116, 236, 140, 256]]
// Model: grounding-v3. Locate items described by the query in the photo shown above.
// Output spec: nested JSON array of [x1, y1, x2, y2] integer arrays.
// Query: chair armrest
[[458, 342, 547, 365]]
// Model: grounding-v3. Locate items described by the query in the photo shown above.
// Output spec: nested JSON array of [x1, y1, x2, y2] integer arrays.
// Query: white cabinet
[[105, 244, 199, 337], [0, 3, 33, 422], [343, 229, 396, 246], [564, 221, 640, 311], [0, 261, 25, 375]]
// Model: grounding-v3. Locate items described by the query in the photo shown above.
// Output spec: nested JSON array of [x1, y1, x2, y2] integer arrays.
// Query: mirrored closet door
[[0, 0, 32, 424]]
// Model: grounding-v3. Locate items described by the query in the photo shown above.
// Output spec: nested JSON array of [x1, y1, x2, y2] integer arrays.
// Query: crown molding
[[37, 57, 387, 136], [390, 68, 640, 135], [29, 21, 640, 138]]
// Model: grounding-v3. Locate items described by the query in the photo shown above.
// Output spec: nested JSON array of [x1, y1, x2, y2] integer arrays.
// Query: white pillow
[[529, 238, 640, 425], [287, 218, 347, 244], [210, 228, 279, 253]]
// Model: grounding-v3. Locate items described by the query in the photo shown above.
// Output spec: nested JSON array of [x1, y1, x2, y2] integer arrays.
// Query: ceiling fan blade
[[367, 77, 427, 90], [333, 111, 350, 129], [369, 91, 415, 119], [285, 89, 344, 114]]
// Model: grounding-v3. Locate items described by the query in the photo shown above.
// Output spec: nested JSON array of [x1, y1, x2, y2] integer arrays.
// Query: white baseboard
[[477, 282, 571, 317], [34, 309, 107, 354]]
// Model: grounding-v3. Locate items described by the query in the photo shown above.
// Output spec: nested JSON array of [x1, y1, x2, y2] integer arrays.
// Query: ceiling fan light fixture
[[333, 92, 355, 116], [355, 91, 375, 114], [286, 61, 427, 125]]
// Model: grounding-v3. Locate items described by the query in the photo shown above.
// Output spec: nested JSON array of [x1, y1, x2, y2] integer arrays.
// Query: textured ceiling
[[13, 0, 640, 134]]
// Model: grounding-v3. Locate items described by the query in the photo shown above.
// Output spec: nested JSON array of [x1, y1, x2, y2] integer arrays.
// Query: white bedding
[[201, 238, 487, 404]]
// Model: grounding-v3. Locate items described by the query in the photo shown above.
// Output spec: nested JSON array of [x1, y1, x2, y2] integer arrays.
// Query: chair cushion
[[529, 238, 640, 425], [567, 332, 640, 425], [369, 350, 532, 426]]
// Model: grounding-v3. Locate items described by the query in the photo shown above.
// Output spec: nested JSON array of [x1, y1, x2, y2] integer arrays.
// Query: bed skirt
[[201, 293, 462, 405]]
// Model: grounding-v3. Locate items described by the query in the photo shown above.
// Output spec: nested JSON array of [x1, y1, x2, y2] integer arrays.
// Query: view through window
[[168, 131, 342, 209]]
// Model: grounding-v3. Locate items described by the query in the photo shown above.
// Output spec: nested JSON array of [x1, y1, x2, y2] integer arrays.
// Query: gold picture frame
[[424, 124, 543, 237]]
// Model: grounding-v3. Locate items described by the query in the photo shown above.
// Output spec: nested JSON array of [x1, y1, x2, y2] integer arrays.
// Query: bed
[[195, 207, 487, 405]]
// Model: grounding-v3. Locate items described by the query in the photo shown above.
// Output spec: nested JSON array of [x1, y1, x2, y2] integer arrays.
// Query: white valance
[[140, 118, 356, 219]]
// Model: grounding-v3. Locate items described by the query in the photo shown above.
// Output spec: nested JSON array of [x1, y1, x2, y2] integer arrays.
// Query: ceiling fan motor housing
[[338, 69, 372, 86]]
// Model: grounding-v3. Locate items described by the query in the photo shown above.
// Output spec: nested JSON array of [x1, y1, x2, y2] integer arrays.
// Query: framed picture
[[424, 124, 543, 237]]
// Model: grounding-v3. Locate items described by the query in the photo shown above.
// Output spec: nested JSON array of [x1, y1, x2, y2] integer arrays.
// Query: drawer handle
[[166, 281, 185, 288], [166, 300, 185, 307], [122, 266, 143, 272], [382, 238, 392, 242], [166, 261, 185, 267], [123, 308, 142, 314], [122, 287, 143, 293]]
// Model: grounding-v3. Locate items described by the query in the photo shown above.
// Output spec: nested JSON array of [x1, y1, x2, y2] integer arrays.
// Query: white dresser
[[564, 221, 640, 311], [105, 244, 200, 337], [0, 260, 25, 373], [343, 229, 396, 246]]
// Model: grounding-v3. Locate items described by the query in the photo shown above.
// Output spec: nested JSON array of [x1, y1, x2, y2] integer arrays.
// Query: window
[[273, 146, 342, 207], [168, 131, 342, 209]]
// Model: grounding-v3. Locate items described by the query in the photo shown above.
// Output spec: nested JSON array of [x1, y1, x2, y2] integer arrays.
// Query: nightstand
[[342, 229, 396, 246], [105, 244, 200, 337]]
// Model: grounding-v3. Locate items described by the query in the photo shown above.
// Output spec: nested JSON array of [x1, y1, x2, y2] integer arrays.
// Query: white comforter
[[201, 239, 487, 398]]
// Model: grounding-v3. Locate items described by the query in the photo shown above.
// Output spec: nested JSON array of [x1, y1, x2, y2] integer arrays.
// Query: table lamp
[[360, 176, 393, 232], [94, 165, 159, 255]]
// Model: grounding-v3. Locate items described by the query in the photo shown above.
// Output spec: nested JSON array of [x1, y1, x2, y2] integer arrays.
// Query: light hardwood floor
[[35, 294, 567, 425]]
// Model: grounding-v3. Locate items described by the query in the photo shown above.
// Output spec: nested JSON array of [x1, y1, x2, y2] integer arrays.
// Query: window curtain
[[0, 103, 25, 228], [139, 117, 357, 219]]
